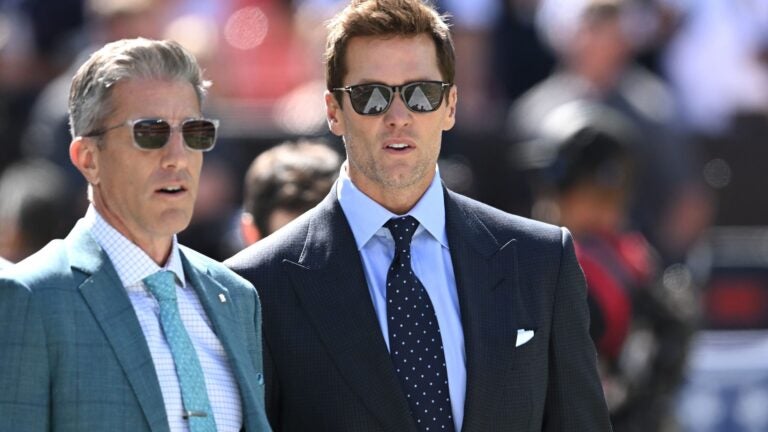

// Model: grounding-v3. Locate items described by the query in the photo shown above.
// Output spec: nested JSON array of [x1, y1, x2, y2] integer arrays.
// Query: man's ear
[[240, 212, 262, 246], [325, 90, 345, 137], [69, 137, 100, 185], [443, 85, 458, 131]]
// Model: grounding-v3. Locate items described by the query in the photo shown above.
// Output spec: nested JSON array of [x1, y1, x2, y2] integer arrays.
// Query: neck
[[374, 188, 428, 215], [92, 200, 173, 266], [349, 171, 434, 215], [137, 239, 173, 267]]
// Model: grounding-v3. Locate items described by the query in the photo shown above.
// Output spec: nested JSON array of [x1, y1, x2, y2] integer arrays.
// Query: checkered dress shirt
[[84, 206, 242, 432]]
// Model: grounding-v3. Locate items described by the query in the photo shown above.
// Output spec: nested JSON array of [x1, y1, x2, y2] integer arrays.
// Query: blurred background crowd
[[2, 0, 768, 430]]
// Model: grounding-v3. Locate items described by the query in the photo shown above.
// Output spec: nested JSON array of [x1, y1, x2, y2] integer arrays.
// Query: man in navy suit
[[226, 0, 612, 430], [0, 38, 270, 431]]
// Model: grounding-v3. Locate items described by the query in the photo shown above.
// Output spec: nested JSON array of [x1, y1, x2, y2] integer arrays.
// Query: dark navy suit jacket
[[226, 185, 612, 432]]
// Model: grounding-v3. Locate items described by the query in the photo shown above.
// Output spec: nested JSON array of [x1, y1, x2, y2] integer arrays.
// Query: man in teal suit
[[0, 38, 270, 431]]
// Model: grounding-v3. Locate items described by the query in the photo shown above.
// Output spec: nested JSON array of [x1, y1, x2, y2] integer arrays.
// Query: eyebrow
[[345, 78, 442, 86]]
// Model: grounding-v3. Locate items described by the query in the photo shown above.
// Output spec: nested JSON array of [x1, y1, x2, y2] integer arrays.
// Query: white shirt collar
[[83, 205, 186, 290], [337, 162, 448, 250]]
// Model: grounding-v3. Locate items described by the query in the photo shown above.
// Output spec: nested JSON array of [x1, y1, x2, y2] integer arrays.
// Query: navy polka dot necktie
[[384, 216, 455, 432]]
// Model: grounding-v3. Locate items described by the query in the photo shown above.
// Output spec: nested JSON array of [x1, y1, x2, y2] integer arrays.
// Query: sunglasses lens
[[402, 82, 445, 113], [133, 119, 171, 149], [350, 85, 392, 115], [182, 120, 217, 151]]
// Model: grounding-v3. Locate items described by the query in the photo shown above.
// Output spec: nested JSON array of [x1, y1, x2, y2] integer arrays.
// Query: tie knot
[[385, 215, 419, 248], [144, 270, 177, 302]]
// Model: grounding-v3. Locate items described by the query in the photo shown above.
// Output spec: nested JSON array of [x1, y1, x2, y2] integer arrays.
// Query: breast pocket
[[511, 326, 542, 370]]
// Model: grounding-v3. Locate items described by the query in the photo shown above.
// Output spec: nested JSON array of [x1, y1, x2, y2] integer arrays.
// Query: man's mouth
[[386, 143, 410, 151], [157, 185, 186, 195]]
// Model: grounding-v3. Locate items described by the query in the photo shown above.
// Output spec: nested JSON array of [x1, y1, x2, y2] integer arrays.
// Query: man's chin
[[381, 167, 431, 191], [156, 209, 194, 234]]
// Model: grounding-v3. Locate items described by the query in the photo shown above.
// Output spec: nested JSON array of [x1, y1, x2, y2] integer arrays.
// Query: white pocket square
[[516, 329, 535, 347]]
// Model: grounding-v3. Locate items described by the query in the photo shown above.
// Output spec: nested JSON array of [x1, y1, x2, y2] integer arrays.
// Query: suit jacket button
[[257, 373, 264, 385]]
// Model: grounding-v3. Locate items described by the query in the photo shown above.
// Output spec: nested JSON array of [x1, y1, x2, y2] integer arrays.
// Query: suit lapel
[[444, 190, 524, 432], [67, 222, 170, 432], [282, 193, 417, 432], [180, 252, 268, 431]]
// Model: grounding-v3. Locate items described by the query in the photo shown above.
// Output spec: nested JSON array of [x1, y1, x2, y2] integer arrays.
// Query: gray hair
[[68, 37, 211, 138]]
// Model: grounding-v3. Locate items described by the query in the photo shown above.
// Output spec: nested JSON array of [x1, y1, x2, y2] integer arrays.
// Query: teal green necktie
[[144, 270, 217, 432]]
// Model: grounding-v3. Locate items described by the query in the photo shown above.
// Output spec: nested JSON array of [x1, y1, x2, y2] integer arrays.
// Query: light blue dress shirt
[[337, 166, 466, 431]]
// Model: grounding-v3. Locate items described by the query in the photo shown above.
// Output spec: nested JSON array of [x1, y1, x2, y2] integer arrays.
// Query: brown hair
[[243, 140, 341, 236], [325, 0, 454, 100]]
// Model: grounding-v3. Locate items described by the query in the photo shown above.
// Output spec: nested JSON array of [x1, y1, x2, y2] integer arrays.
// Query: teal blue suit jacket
[[0, 220, 271, 431]]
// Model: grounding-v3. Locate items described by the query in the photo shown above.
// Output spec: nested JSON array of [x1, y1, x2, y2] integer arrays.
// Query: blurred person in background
[[509, 0, 712, 264], [240, 139, 341, 246], [524, 101, 697, 432], [0, 158, 78, 263], [0, 38, 270, 431]]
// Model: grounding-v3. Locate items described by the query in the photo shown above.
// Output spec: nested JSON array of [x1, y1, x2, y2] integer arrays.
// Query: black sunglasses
[[333, 80, 452, 116], [83, 118, 220, 152]]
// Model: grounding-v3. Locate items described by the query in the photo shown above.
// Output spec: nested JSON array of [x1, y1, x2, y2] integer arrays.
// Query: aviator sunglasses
[[83, 118, 220, 152], [333, 80, 452, 116]]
